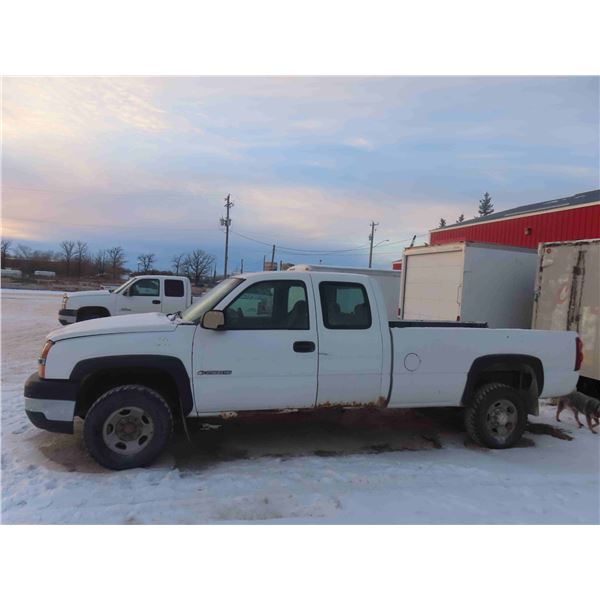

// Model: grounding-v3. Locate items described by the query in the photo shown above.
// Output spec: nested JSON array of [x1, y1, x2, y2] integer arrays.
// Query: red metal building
[[430, 189, 600, 248]]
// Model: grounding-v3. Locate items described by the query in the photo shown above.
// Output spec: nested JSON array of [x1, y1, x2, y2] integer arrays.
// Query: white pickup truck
[[58, 275, 192, 325], [25, 270, 582, 470]]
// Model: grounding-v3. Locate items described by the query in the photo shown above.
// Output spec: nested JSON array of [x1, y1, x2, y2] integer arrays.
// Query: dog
[[555, 391, 600, 433]]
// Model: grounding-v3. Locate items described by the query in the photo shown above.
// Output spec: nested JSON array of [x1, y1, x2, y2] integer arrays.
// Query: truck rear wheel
[[84, 385, 173, 470], [465, 383, 527, 449]]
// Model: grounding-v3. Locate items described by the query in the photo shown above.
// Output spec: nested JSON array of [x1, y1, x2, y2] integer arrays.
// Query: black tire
[[84, 385, 173, 470], [465, 383, 527, 449], [77, 309, 108, 322]]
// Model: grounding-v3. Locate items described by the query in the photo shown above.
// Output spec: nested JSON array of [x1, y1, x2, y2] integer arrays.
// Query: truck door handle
[[152, 300, 161, 305], [293, 341, 315, 353]]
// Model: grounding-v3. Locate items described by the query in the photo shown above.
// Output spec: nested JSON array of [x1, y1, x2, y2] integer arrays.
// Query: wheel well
[[75, 367, 180, 420], [77, 306, 111, 320], [462, 354, 544, 416]]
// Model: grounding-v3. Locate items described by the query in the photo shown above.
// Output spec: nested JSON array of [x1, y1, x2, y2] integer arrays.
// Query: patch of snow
[[1, 291, 599, 524]]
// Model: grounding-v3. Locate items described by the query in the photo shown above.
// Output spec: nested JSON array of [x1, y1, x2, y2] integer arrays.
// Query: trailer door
[[402, 249, 464, 321], [533, 241, 600, 382]]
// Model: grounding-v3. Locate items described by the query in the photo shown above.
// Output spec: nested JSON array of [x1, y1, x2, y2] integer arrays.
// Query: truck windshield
[[180, 277, 244, 322]]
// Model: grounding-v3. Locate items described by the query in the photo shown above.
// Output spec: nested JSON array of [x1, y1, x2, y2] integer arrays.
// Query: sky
[[2, 76, 599, 272]]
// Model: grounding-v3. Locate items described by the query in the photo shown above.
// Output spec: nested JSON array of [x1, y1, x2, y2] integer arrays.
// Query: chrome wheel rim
[[485, 399, 518, 442], [102, 406, 154, 455]]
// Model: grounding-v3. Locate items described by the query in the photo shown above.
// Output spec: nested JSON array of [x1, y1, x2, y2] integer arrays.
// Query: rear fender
[[462, 354, 544, 416]]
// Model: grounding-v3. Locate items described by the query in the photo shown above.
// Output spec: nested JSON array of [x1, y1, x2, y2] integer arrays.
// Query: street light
[[374, 239, 390, 248]]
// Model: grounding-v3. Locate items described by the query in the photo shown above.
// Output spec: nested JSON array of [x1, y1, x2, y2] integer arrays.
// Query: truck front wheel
[[77, 307, 110, 322], [84, 385, 173, 470], [465, 383, 527, 449]]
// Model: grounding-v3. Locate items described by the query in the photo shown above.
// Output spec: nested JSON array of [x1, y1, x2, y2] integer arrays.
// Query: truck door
[[192, 277, 318, 412], [312, 274, 386, 407], [162, 278, 187, 314], [118, 277, 163, 314]]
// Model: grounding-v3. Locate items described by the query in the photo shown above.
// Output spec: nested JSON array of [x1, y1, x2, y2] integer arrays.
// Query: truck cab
[[58, 275, 192, 324]]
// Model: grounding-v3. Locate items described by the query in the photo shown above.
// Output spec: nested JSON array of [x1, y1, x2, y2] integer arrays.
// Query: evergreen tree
[[438, 218, 447, 228], [478, 192, 494, 217], [456, 214, 465, 223]]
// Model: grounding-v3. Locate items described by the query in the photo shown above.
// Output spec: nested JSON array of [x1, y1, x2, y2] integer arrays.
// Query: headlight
[[61, 294, 68, 309], [38, 340, 54, 378]]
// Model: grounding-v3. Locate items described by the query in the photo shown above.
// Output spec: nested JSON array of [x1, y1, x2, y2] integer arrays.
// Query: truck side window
[[165, 279, 184, 297], [225, 280, 309, 330], [319, 282, 372, 329], [129, 278, 160, 297]]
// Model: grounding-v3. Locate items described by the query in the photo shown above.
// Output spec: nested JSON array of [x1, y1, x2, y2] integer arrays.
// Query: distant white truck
[[287, 264, 402, 320], [58, 275, 192, 325], [532, 239, 600, 398], [400, 242, 538, 328], [26, 270, 580, 470]]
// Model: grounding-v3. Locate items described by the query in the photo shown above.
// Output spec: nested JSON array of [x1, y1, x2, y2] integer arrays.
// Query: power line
[[230, 230, 372, 254], [2, 215, 217, 232]]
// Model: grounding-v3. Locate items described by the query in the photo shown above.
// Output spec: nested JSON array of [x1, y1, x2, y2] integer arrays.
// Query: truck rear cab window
[[225, 280, 309, 330], [129, 278, 159, 296], [165, 279, 184, 297], [319, 282, 372, 329]]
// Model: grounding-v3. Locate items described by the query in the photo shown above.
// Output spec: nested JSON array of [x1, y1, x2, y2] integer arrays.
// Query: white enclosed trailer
[[532, 239, 600, 396], [400, 242, 538, 328], [287, 264, 402, 321]]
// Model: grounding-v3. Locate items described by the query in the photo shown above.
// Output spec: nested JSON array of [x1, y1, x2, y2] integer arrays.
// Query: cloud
[[343, 137, 375, 150], [2, 78, 168, 144], [2, 76, 598, 271]]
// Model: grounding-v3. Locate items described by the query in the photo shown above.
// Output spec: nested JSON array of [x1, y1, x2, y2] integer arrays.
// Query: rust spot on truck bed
[[318, 396, 389, 409]]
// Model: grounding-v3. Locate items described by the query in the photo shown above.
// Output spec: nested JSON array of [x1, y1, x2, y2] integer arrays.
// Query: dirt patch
[[527, 422, 574, 441], [173, 408, 449, 471], [515, 437, 536, 448], [463, 438, 490, 452]]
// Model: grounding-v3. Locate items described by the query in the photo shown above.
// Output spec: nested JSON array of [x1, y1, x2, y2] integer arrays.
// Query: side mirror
[[202, 310, 225, 330], [122, 288, 129, 297]]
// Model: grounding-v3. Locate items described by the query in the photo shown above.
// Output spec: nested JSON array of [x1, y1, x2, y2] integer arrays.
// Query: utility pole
[[270, 244, 276, 270], [220, 194, 233, 278], [368, 221, 379, 268], [240, 258, 244, 274]]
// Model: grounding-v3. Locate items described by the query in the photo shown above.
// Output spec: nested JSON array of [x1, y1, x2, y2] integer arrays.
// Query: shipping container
[[532, 239, 600, 396], [287, 264, 402, 321], [400, 242, 538, 328]]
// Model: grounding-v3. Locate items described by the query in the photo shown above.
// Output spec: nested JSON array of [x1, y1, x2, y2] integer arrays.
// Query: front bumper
[[24, 372, 78, 434], [58, 308, 76, 326]]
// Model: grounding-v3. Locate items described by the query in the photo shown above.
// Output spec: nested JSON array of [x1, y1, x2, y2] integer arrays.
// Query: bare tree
[[94, 250, 108, 275], [13, 245, 54, 275], [59, 240, 76, 276], [172, 253, 185, 275], [74, 241, 89, 278], [107, 246, 126, 279], [1, 239, 12, 264], [137, 253, 155, 273], [438, 218, 447, 228], [183, 249, 215, 285], [15, 244, 34, 260]]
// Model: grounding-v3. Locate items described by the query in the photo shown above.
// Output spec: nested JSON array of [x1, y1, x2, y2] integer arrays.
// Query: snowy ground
[[1, 288, 599, 524]]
